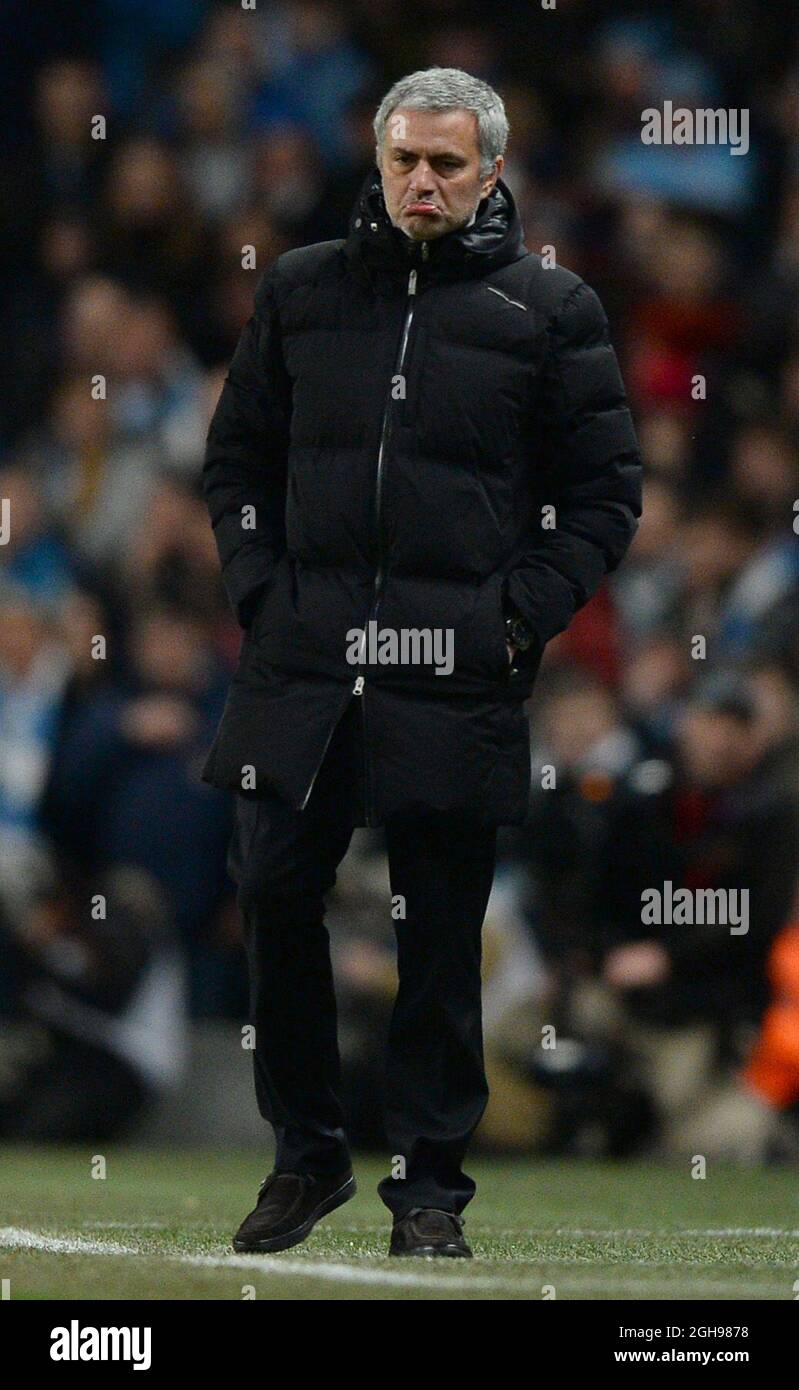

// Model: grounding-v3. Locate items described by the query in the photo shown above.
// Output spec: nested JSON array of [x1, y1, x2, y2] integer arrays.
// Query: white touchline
[[552, 1278, 779, 1296], [0, 1227, 534, 1292], [549, 1227, 799, 1239], [182, 1258, 781, 1294], [1, 1227, 792, 1295], [0, 1228, 140, 1257], [184, 1252, 534, 1290], [680, 1228, 799, 1238]]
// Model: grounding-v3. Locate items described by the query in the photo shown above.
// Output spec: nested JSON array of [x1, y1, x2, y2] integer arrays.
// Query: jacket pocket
[[486, 571, 512, 679], [249, 554, 287, 641]]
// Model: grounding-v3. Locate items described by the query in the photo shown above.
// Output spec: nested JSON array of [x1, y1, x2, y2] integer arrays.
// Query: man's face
[[379, 106, 503, 242]]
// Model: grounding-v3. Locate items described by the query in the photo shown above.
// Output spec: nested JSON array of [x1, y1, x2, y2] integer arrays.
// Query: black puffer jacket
[[202, 169, 642, 825]]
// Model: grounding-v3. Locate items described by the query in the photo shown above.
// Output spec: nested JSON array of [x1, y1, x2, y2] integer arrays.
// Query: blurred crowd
[[2, 0, 799, 1158]]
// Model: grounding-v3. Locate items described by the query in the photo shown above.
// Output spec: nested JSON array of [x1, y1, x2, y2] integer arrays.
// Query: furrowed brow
[[390, 145, 468, 163]]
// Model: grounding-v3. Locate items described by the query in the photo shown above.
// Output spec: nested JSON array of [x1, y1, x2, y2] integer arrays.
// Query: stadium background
[[1, 0, 799, 1172]]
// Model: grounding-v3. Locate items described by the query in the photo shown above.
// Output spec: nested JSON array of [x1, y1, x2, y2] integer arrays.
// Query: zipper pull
[[353, 675, 365, 695], [408, 268, 418, 295]]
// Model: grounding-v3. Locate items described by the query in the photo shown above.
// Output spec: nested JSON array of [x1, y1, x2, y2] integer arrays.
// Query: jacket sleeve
[[203, 265, 292, 628], [504, 280, 642, 653]]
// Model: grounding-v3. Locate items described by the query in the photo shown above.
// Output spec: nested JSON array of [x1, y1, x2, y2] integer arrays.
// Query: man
[[202, 68, 642, 1257]]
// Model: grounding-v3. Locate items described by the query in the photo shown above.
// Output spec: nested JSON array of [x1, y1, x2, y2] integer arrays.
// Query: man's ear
[[481, 155, 504, 198]]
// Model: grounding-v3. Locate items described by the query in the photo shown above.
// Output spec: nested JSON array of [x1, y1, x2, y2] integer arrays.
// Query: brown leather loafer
[[389, 1207, 472, 1258], [233, 1170, 356, 1253]]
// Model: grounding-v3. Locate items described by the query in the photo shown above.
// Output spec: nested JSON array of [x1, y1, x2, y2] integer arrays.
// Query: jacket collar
[[343, 166, 527, 290]]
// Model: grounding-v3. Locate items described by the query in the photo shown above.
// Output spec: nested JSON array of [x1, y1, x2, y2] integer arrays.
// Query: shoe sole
[[232, 1174, 357, 1254]]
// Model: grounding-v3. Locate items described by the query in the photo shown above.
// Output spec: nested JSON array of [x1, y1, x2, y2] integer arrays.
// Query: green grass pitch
[[1, 1145, 797, 1300]]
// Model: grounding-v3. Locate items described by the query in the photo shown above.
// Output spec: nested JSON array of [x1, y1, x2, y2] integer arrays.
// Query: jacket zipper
[[299, 261, 422, 820], [353, 262, 420, 826]]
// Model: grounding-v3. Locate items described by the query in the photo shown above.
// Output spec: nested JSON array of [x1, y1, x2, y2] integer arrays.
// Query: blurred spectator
[[0, 862, 186, 1142], [38, 599, 235, 1012], [509, 672, 799, 1155], [98, 138, 210, 336], [250, 1, 373, 168], [0, 585, 71, 897], [744, 886, 799, 1118], [174, 59, 251, 222]]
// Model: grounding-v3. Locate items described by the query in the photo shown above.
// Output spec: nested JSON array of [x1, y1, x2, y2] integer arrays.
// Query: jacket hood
[[344, 166, 527, 288]]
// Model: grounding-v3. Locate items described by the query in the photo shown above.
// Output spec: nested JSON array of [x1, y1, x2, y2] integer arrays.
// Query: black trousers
[[227, 697, 497, 1217]]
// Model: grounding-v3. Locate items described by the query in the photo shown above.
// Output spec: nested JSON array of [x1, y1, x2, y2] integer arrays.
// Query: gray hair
[[373, 68, 509, 179]]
